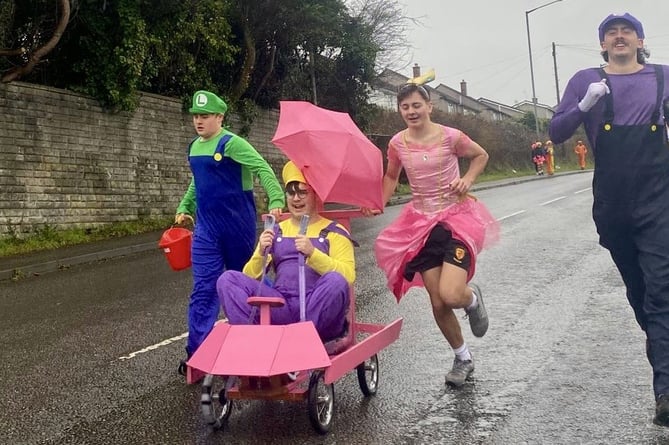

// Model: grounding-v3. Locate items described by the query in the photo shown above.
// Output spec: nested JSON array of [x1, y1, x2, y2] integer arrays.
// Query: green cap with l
[[189, 90, 228, 114]]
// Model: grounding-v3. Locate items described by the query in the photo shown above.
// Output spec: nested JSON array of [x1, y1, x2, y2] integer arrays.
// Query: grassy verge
[[0, 218, 172, 258], [481, 161, 582, 182]]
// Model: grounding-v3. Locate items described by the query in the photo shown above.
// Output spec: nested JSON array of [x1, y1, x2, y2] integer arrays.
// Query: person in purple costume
[[549, 12, 669, 428], [216, 161, 355, 342]]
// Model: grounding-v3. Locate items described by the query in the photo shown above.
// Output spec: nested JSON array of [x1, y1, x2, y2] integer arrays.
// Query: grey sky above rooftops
[[393, 0, 668, 107]]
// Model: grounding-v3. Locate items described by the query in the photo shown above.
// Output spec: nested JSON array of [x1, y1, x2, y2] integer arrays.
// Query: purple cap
[[598, 13, 644, 42]]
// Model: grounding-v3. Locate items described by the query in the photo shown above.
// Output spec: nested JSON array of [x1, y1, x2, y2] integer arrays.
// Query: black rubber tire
[[307, 371, 334, 435], [356, 353, 379, 396], [200, 374, 233, 431]]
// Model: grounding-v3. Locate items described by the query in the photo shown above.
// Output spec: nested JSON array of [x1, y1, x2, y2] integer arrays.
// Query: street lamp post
[[525, 0, 563, 139]]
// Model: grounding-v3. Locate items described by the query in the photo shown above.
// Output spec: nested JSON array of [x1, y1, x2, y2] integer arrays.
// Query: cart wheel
[[356, 353, 379, 396], [201, 374, 233, 430], [307, 371, 334, 435]]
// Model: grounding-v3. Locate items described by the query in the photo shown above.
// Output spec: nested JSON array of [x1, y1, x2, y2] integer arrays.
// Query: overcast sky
[[392, 0, 669, 107]]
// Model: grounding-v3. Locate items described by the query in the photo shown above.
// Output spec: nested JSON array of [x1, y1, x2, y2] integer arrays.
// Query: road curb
[[0, 241, 158, 281]]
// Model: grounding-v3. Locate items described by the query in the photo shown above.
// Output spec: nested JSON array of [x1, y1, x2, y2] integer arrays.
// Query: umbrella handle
[[257, 213, 276, 286], [249, 214, 278, 324], [298, 214, 309, 235], [298, 215, 310, 321]]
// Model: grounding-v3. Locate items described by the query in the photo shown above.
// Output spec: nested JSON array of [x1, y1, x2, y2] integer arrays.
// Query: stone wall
[[0, 82, 289, 235]]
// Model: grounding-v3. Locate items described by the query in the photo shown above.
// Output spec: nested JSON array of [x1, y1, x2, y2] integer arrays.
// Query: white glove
[[578, 79, 610, 112]]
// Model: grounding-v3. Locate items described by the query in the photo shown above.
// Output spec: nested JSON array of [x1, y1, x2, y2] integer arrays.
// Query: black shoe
[[177, 359, 187, 376], [655, 394, 669, 427]]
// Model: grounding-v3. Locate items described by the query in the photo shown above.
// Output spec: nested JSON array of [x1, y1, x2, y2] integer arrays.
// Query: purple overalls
[[216, 221, 350, 342]]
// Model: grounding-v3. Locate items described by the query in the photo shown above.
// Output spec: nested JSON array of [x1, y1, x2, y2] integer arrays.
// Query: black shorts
[[403, 224, 472, 281]]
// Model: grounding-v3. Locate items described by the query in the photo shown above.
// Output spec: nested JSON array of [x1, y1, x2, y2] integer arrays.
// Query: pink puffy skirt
[[374, 198, 500, 302]]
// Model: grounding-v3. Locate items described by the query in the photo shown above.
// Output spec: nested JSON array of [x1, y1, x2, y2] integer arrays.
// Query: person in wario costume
[[550, 12, 669, 427], [216, 161, 355, 342], [175, 90, 285, 374]]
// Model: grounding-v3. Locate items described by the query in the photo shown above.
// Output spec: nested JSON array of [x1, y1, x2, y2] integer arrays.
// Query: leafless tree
[[345, 0, 422, 72], [0, 0, 71, 82]]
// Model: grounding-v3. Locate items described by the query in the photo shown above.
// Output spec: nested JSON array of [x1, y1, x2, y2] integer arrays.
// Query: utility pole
[[552, 42, 561, 105], [552, 41, 566, 161], [525, 0, 563, 139]]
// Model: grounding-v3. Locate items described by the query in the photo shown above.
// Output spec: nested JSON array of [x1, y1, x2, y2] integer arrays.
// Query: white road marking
[[119, 332, 188, 360], [119, 319, 227, 361], [497, 210, 526, 221], [574, 188, 591, 194], [540, 196, 566, 206]]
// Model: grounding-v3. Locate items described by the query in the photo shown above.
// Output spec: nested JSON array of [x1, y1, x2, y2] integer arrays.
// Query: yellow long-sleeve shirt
[[243, 217, 356, 284]]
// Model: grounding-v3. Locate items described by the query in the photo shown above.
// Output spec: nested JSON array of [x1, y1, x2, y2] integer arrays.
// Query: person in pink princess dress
[[363, 83, 499, 388]]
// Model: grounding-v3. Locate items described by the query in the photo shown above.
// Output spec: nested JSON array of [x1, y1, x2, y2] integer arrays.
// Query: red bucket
[[159, 227, 193, 271]]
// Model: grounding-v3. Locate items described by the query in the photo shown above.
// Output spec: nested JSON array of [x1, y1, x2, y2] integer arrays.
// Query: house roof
[[374, 67, 542, 118], [477, 97, 526, 118], [512, 99, 555, 112], [433, 83, 485, 112]]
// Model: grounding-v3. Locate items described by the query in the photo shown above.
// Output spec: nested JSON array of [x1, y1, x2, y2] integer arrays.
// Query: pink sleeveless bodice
[[389, 126, 468, 214]]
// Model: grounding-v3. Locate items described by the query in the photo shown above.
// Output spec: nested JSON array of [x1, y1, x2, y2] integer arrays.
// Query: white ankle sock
[[453, 343, 472, 361], [466, 288, 478, 312]]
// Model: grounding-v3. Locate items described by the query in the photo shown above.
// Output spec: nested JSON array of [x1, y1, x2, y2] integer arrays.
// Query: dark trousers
[[595, 199, 669, 400]]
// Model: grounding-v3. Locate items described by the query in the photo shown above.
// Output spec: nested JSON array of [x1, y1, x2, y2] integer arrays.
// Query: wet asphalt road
[[2, 173, 669, 444]]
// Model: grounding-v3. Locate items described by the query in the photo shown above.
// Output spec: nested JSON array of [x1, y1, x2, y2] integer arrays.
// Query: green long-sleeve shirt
[[177, 130, 285, 215]]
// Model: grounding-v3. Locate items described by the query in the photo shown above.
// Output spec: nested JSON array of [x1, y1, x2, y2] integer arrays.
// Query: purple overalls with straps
[[217, 221, 352, 342]]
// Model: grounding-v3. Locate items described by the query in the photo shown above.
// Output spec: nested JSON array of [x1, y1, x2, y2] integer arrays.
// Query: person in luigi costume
[[175, 90, 285, 375]]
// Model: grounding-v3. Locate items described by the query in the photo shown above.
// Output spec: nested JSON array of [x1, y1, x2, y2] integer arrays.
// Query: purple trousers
[[216, 270, 349, 342]]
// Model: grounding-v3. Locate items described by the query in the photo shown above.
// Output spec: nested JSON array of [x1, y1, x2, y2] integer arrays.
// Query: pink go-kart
[[185, 209, 403, 435]]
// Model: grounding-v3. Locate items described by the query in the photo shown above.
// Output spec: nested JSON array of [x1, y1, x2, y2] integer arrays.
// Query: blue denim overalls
[[187, 134, 256, 356]]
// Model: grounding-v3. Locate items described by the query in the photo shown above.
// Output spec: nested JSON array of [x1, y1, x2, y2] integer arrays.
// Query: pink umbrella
[[272, 101, 384, 210]]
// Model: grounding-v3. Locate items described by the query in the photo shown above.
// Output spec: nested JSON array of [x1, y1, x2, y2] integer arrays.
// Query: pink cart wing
[[187, 322, 331, 377], [270, 321, 331, 375], [186, 322, 231, 373]]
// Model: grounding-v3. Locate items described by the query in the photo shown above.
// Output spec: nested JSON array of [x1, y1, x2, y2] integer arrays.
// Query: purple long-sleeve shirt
[[549, 64, 669, 148]]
